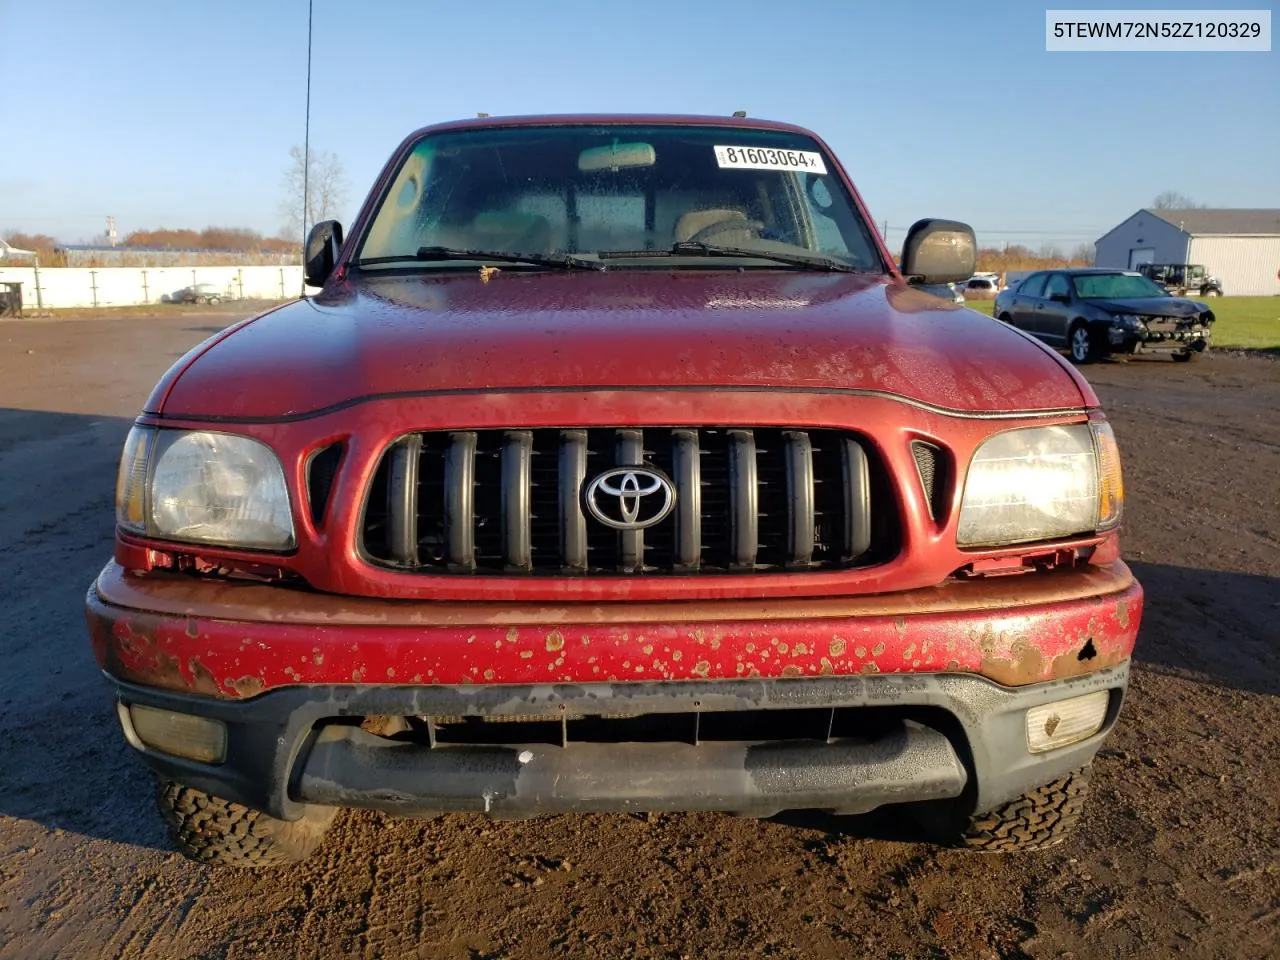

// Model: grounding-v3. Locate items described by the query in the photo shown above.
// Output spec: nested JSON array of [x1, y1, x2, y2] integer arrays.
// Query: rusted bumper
[[86, 560, 1141, 697], [89, 561, 1139, 822]]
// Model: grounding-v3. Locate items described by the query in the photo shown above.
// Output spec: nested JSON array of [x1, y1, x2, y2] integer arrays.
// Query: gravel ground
[[0, 309, 1276, 960]]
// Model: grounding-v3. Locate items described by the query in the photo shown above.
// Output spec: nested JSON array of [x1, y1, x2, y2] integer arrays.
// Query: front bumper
[[88, 560, 1140, 823], [1108, 322, 1211, 354], [109, 666, 1128, 822], [87, 560, 1140, 694]]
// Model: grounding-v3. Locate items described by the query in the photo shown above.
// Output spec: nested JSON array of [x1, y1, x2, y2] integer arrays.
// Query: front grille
[[360, 428, 895, 575]]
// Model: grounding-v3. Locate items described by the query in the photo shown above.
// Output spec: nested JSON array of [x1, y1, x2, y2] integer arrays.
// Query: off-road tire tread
[[157, 781, 334, 868], [955, 767, 1090, 852]]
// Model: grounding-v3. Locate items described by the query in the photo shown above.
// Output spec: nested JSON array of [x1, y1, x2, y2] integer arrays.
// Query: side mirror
[[304, 220, 344, 288], [1049, 292, 1071, 304], [901, 219, 976, 285]]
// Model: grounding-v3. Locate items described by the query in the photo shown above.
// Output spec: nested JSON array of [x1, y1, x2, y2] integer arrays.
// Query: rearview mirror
[[304, 220, 344, 288], [901, 219, 976, 285], [578, 142, 656, 173]]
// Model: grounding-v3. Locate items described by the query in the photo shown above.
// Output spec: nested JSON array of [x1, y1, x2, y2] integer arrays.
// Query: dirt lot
[[1, 308, 1276, 960]]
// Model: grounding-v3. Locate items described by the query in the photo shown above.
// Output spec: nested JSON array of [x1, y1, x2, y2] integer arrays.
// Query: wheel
[[918, 766, 1091, 853], [156, 780, 336, 868], [208, 295, 221, 304], [1203, 288, 1220, 297], [1068, 322, 1099, 364], [997, 313, 1014, 324]]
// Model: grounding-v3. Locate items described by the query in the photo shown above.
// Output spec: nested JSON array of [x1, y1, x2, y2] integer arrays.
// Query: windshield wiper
[[357, 246, 605, 271], [597, 242, 861, 273]]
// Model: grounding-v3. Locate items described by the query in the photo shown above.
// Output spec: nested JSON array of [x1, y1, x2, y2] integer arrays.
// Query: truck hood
[[151, 271, 1092, 419]]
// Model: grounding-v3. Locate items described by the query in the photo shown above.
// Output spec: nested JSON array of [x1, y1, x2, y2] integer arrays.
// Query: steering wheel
[[686, 218, 766, 244]]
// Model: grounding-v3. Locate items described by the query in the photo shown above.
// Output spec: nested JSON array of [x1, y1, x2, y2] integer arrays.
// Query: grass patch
[[1188, 297, 1280, 351], [969, 296, 1280, 351]]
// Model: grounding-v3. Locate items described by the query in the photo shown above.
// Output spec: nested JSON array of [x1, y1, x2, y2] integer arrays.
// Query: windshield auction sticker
[[714, 146, 828, 175]]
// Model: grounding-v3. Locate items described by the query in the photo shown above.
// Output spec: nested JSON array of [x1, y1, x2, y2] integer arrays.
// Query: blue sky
[[3, 0, 1276, 250]]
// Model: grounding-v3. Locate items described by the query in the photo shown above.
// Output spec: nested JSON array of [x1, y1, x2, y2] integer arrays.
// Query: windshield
[[1072, 273, 1169, 299], [355, 124, 883, 271]]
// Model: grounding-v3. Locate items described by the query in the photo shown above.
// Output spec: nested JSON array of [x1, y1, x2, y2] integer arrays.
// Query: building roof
[[1146, 208, 1280, 236]]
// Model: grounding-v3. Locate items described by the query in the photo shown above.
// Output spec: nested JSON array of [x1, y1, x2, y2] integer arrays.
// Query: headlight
[[1111, 314, 1143, 329], [957, 422, 1123, 547], [116, 427, 295, 550]]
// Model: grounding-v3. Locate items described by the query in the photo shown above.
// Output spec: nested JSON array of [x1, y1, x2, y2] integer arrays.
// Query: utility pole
[[300, 0, 314, 296]]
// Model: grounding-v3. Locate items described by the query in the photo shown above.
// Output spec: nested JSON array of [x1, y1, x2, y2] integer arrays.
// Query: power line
[[880, 226, 1109, 237]]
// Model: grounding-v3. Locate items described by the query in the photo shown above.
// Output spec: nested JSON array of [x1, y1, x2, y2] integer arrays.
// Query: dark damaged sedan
[[994, 268, 1214, 363]]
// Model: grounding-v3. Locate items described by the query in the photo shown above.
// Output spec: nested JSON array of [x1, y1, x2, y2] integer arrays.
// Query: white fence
[[0, 265, 316, 310]]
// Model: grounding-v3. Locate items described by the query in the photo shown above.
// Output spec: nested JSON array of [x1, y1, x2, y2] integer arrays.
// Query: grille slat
[[617, 430, 644, 573], [386, 436, 421, 566], [444, 432, 477, 571], [364, 427, 892, 576], [558, 431, 588, 571], [501, 431, 533, 571], [842, 438, 871, 560], [728, 430, 758, 569], [671, 429, 701, 570], [784, 431, 815, 568]]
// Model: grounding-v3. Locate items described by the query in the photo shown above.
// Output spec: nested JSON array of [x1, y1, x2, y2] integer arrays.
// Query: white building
[[1094, 208, 1280, 296]]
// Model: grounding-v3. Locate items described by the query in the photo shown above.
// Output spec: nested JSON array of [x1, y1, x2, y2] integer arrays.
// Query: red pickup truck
[[86, 114, 1141, 868]]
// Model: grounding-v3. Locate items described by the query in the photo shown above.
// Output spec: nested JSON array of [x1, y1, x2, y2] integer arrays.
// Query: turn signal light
[[121, 703, 227, 764], [1025, 691, 1109, 754], [1091, 422, 1124, 530]]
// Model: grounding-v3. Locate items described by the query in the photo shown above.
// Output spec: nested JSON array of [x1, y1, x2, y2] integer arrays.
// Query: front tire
[[918, 766, 1091, 853], [157, 780, 336, 868], [1068, 322, 1099, 364]]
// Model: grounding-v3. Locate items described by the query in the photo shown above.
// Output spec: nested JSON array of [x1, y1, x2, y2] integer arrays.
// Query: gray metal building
[[1094, 209, 1280, 296]]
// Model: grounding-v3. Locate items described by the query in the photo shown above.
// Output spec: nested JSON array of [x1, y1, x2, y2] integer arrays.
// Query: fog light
[[1025, 691, 1108, 754], [122, 703, 227, 764]]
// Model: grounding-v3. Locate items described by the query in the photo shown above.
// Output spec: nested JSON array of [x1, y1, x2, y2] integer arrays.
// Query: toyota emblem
[[584, 466, 676, 530]]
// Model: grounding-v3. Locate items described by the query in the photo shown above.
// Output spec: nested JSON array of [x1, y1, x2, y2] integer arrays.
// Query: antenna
[[300, 0, 314, 296]]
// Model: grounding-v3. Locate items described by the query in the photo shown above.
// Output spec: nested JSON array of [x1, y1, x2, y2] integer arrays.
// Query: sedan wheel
[[1069, 324, 1095, 364]]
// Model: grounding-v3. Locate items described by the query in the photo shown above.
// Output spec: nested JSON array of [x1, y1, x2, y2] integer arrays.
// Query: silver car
[[175, 283, 224, 304]]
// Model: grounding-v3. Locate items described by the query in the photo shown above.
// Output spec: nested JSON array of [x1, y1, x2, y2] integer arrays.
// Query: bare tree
[[1151, 190, 1202, 210], [1068, 242, 1095, 265], [280, 146, 349, 242], [1036, 242, 1065, 262]]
